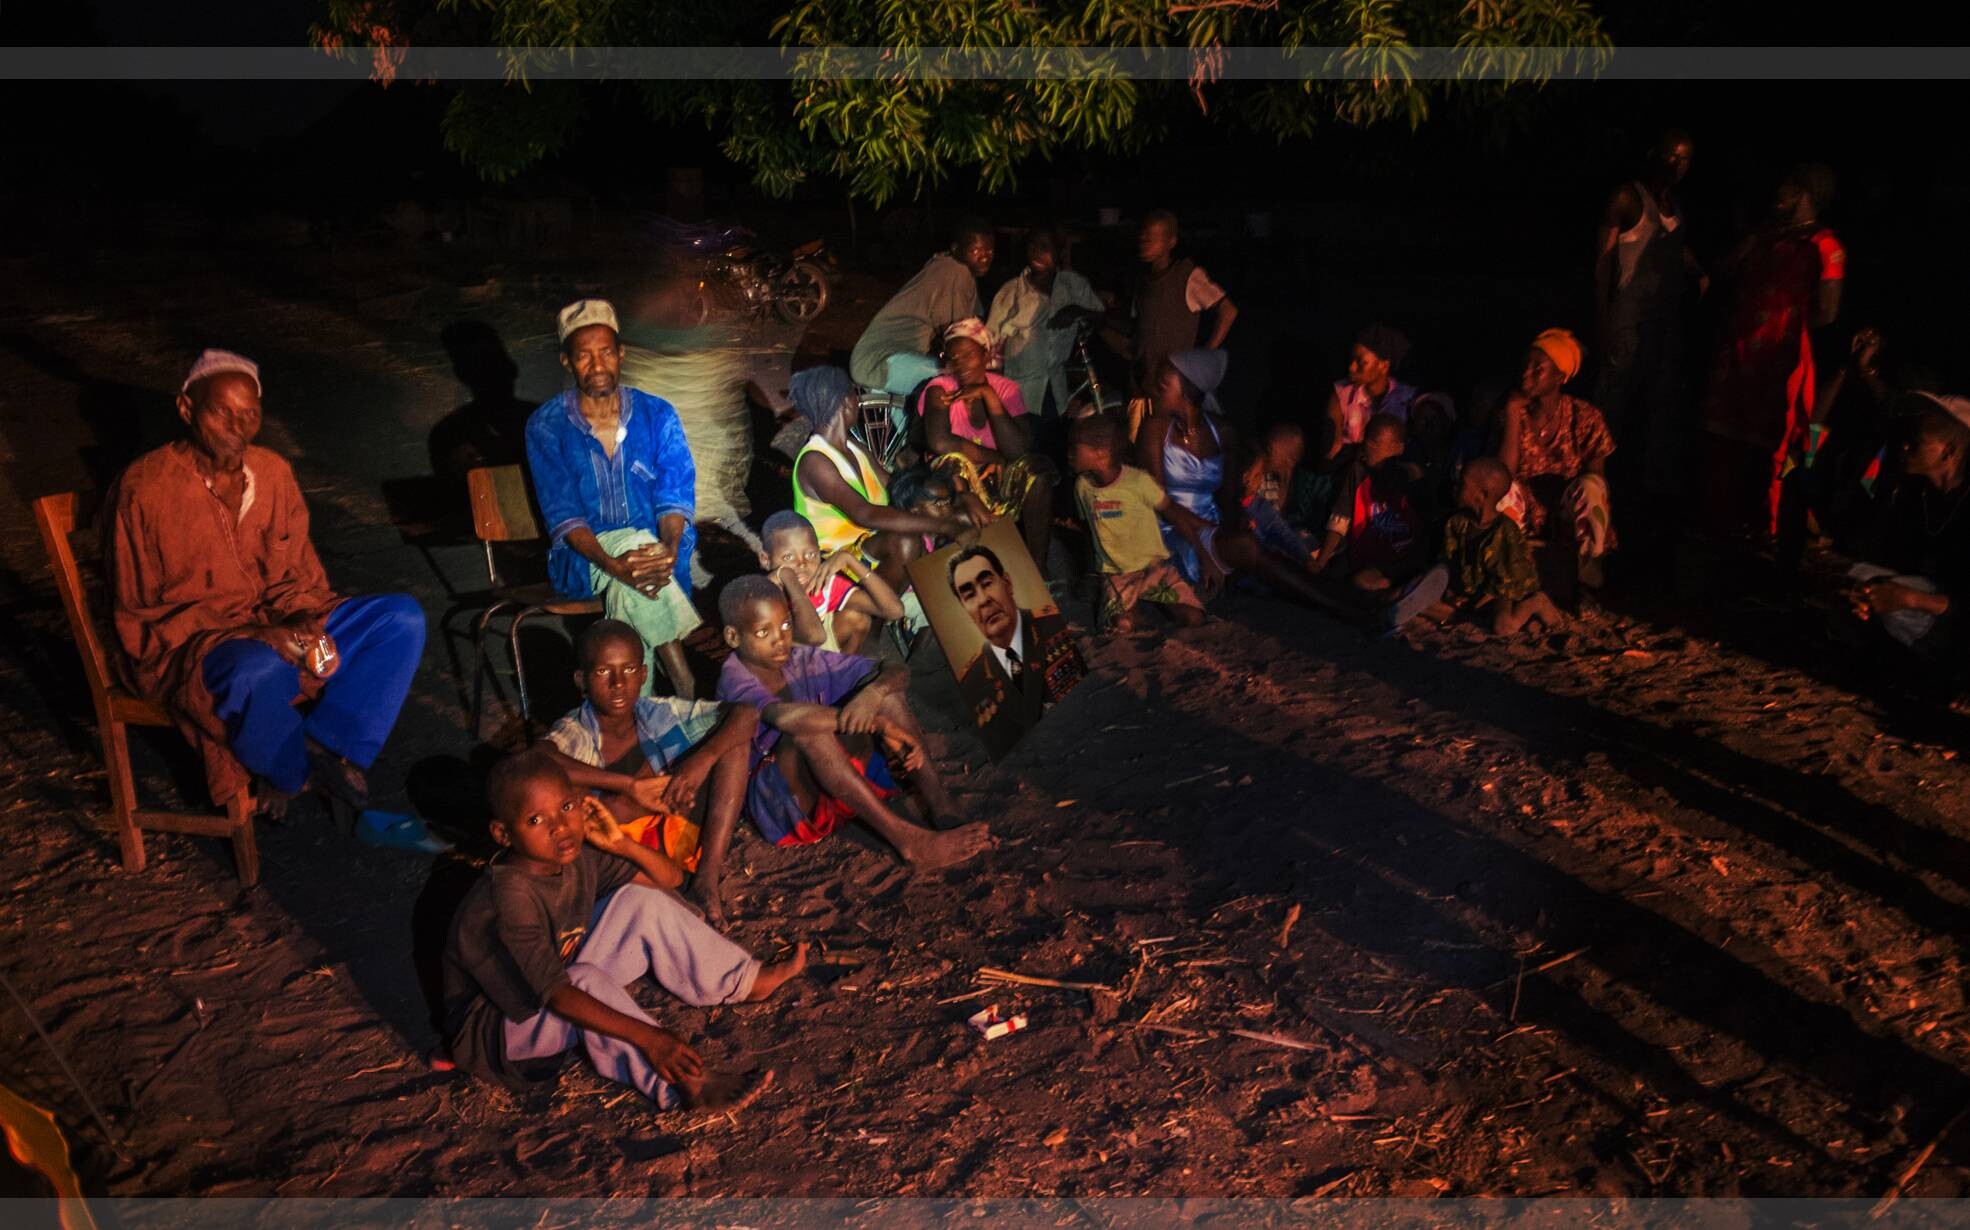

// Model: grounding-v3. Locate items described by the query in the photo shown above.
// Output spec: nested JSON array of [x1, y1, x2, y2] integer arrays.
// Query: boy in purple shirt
[[702, 575, 991, 922]]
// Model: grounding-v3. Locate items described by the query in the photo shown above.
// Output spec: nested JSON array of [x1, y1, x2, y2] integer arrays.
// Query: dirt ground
[[5, 228, 1970, 1201]]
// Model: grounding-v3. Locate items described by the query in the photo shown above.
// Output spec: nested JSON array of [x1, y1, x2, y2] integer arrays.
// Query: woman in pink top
[[920, 317, 1031, 450], [919, 317, 1058, 578]]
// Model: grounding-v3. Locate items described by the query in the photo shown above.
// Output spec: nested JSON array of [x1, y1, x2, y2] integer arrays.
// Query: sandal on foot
[[355, 810, 453, 855]]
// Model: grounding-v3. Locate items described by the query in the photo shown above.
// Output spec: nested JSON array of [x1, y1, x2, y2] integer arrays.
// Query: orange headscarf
[[1531, 328, 1583, 383]]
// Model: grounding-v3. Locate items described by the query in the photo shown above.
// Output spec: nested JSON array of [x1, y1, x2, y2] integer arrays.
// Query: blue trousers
[[201, 593, 426, 795]]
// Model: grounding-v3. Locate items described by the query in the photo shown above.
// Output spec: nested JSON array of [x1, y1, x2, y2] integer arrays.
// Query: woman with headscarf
[[919, 317, 1058, 579], [1323, 324, 1418, 460], [1138, 350, 1443, 628], [790, 366, 970, 594], [1497, 328, 1617, 585], [1702, 163, 1846, 537]]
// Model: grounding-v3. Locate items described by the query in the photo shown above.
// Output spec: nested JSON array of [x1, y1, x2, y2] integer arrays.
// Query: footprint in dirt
[[848, 860, 910, 899], [618, 1136, 687, 1164]]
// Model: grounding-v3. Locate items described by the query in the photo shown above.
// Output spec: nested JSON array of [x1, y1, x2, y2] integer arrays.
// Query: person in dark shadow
[[398, 319, 537, 602], [0, 328, 178, 494], [429, 319, 533, 484], [408, 749, 504, 1034], [1844, 393, 1970, 696]]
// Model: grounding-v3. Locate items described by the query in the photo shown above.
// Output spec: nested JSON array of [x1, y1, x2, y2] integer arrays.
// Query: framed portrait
[[908, 518, 1088, 760]]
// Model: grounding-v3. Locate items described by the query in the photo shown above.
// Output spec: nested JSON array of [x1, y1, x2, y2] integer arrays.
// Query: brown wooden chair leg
[[228, 793, 259, 888], [101, 714, 146, 874]]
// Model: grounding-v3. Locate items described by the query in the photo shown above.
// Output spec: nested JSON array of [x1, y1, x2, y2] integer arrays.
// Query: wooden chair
[[31, 492, 258, 886], [465, 465, 602, 737]]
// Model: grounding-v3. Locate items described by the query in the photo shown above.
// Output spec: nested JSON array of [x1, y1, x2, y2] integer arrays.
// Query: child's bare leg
[[1018, 471, 1057, 581], [873, 689, 963, 823], [830, 606, 874, 655], [685, 737, 753, 925], [1099, 576, 1135, 634], [656, 639, 696, 700], [1493, 591, 1557, 637], [746, 941, 810, 1001], [1524, 591, 1566, 631], [783, 731, 990, 870], [864, 530, 923, 598], [1490, 598, 1526, 637]]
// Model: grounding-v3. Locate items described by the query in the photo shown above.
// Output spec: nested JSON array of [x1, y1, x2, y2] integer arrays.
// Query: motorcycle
[[649, 216, 833, 327]]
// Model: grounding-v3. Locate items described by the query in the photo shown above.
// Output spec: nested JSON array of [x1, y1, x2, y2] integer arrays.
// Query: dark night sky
[[5, 0, 358, 149], [8, 0, 1969, 387]]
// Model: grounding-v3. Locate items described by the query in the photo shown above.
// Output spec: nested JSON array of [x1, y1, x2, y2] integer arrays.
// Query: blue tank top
[[1162, 413, 1224, 526], [1158, 414, 1226, 584]]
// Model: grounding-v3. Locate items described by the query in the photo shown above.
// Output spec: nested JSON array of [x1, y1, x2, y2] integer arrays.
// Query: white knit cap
[[181, 349, 261, 396], [557, 298, 620, 344]]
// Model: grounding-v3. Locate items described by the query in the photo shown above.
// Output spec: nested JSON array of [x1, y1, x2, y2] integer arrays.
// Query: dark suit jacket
[[955, 607, 1082, 759]]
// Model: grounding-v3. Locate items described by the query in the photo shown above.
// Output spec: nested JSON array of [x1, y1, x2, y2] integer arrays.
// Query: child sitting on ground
[[1241, 422, 1318, 563], [539, 619, 759, 916], [1313, 413, 1426, 589], [890, 464, 986, 554], [1309, 413, 1449, 632], [439, 748, 807, 1109], [1428, 457, 1565, 637], [1403, 392, 1458, 522], [1068, 413, 1212, 633], [712, 576, 992, 914], [758, 510, 904, 655]]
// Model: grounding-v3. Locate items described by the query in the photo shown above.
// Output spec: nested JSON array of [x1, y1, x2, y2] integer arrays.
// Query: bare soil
[[4, 234, 1970, 1199]]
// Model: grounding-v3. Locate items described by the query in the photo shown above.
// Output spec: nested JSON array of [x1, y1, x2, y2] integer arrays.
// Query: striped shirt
[[546, 697, 725, 774]]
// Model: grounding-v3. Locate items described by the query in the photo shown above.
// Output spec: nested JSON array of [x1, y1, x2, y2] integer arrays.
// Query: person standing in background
[[1595, 129, 1705, 500]]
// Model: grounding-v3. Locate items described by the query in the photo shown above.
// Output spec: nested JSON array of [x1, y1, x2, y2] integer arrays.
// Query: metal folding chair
[[464, 465, 602, 738]]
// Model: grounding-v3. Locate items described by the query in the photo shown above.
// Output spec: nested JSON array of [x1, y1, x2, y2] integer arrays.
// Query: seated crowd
[[101, 196, 1965, 1110]]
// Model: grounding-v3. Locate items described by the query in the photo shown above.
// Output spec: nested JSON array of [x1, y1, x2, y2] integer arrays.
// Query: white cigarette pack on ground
[[967, 1004, 1028, 1040]]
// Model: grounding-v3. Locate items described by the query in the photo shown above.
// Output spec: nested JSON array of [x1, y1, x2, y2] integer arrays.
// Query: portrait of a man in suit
[[946, 543, 1084, 759]]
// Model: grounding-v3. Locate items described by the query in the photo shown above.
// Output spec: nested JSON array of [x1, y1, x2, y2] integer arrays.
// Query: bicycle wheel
[[774, 260, 831, 324]]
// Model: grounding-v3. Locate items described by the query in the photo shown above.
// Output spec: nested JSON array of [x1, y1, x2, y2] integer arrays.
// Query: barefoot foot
[[747, 942, 810, 1001], [682, 1067, 775, 1112], [896, 821, 992, 872], [686, 871, 727, 927], [254, 780, 293, 823]]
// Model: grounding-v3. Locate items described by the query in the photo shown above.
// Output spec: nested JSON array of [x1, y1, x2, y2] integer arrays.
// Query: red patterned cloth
[[1507, 395, 1615, 543], [773, 753, 896, 847], [1702, 224, 1846, 533]]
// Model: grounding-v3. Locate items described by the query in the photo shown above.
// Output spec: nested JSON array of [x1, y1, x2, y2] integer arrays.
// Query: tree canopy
[[313, 0, 1609, 205]]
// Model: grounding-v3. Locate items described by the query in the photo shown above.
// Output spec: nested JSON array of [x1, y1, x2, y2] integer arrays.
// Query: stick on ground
[[1871, 1104, 1970, 1219], [977, 967, 1115, 993]]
